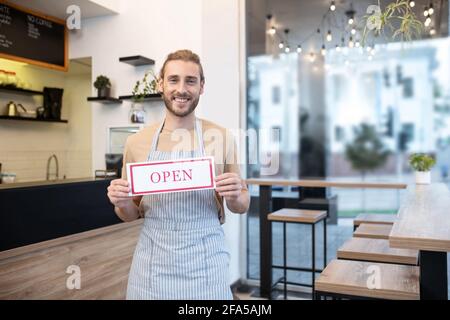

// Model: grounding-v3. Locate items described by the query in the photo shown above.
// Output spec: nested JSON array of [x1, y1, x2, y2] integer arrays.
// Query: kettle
[[6, 101, 26, 117]]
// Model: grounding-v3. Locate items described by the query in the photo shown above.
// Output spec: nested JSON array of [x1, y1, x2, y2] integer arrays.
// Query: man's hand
[[107, 179, 133, 209], [215, 173, 243, 201]]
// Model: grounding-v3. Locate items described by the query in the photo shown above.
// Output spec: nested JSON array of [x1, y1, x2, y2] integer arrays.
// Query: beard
[[162, 91, 200, 117]]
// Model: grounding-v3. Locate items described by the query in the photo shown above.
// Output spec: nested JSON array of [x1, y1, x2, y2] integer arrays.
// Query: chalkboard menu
[[0, 1, 67, 71]]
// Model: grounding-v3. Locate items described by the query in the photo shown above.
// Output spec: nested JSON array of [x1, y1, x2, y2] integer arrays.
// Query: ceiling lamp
[[346, 4, 356, 25], [428, 3, 434, 15], [348, 36, 354, 48], [330, 1, 336, 11], [327, 30, 332, 42]]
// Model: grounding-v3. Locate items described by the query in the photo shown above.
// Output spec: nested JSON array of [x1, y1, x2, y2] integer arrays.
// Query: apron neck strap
[[150, 117, 205, 155]]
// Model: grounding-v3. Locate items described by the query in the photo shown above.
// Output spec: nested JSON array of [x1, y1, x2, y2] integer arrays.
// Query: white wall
[[69, 0, 245, 284], [201, 0, 244, 285]]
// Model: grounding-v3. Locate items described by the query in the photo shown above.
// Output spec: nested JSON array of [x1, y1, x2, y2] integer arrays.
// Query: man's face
[[159, 60, 204, 117]]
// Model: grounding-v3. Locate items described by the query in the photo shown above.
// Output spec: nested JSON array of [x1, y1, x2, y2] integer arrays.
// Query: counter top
[[0, 177, 113, 190], [389, 183, 450, 252], [245, 178, 407, 189]]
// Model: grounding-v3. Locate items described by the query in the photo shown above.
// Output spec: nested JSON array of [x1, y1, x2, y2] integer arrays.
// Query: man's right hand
[[107, 179, 133, 209]]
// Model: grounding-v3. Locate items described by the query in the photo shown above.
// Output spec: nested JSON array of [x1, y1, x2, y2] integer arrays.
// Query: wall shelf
[[119, 55, 155, 66], [87, 97, 123, 104], [0, 85, 43, 96], [118, 94, 162, 101], [0, 116, 68, 123]]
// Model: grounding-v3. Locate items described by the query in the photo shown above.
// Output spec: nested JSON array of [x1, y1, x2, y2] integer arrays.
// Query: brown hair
[[159, 49, 205, 82]]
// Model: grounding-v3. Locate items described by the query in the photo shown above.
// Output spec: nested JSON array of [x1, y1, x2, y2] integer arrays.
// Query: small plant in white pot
[[409, 153, 436, 184]]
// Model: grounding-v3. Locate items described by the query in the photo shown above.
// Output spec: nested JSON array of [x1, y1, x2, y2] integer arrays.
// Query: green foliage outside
[[345, 123, 390, 177]]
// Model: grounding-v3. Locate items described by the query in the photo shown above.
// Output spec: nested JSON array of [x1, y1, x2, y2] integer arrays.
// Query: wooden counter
[[0, 177, 120, 251], [389, 183, 450, 252], [0, 177, 106, 190], [245, 178, 407, 189], [388, 183, 450, 300], [0, 219, 143, 299]]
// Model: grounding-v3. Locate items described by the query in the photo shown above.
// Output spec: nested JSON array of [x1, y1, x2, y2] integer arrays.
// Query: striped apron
[[126, 118, 233, 300]]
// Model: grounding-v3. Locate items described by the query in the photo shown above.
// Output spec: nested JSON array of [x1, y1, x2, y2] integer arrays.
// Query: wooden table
[[245, 178, 407, 298], [389, 183, 450, 300]]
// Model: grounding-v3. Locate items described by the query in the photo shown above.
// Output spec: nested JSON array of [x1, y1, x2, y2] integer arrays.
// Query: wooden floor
[[0, 220, 143, 299]]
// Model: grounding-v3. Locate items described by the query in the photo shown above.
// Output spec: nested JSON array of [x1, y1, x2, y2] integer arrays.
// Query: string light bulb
[[321, 45, 326, 56], [355, 40, 360, 48], [425, 16, 432, 27], [428, 3, 434, 15], [351, 28, 356, 35], [348, 36, 354, 48], [309, 52, 316, 62], [279, 41, 284, 49], [336, 44, 341, 52], [330, 1, 336, 11], [268, 26, 276, 36], [424, 6, 429, 16], [285, 46, 290, 53], [327, 30, 332, 42], [297, 45, 302, 53], [409, 1, 415, 7], [266, 15, 275, 35], [348, 17, 354, 25], [430, 27, 436, 35]]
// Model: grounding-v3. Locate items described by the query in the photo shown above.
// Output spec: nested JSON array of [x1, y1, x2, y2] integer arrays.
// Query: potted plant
[[94, 75, 111, 98], [362, 0, 424, 46], [131, 70, 158, 102], [129, 70, 158, 123], [409, 153, 436, 184]]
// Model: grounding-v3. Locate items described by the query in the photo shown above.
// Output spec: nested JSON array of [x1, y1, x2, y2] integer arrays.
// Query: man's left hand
[[215, 173, 243, 201]]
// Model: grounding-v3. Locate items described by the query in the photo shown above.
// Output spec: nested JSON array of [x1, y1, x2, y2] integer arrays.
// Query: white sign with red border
[[127, 156, 216, 196]]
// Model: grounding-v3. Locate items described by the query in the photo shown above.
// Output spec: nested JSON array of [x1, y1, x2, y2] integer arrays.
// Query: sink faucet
[[46, 154, 59, 180]]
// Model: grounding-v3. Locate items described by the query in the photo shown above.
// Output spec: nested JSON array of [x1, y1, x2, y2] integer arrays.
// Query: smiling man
[[107, 49, 250, 300]]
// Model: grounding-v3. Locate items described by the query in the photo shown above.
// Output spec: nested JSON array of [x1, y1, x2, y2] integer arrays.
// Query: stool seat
[[315, 259, 420, 300], [268, 208, 327, 224], [354, 213, 396, 227], [337, 238, 418, 265], [354, 223, 392, 239]]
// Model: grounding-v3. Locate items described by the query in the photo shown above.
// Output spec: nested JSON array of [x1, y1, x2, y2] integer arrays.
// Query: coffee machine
[[105, 154, 123, 178], [43, 87, 64, 120]]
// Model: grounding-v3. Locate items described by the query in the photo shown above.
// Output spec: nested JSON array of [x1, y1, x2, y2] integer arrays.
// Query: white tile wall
[[0, 150, 91, 182], [0, 60, 92, 183]]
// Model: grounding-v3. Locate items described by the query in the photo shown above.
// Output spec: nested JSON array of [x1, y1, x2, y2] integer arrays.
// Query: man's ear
[[199, 80, 205, 95]]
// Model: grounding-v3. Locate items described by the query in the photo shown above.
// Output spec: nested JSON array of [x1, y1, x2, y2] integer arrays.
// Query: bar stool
[[267, 208, 327, 299], [353, 213, 396, 231]]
